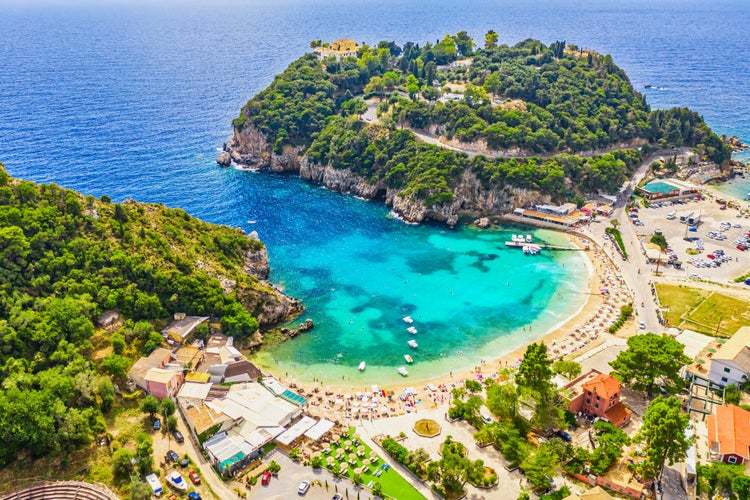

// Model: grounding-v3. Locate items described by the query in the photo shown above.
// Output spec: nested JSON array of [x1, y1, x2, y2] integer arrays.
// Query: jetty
[[504, 240, 583, 251]]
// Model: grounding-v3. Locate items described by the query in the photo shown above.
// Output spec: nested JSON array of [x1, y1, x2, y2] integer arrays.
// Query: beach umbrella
[[354, 467, 362, 475], [345, 440, 352, 448], [357, 445, 365, 453], [353, 402, 360, 407], [331, 434, 340, 443], [349, 453, 357, 461], [340, 462, 348, 470], [335, 398, 344, 405], [356, 391, 363, 398], [362, 459, 370, 467], [344, 394, 352, 399], [353, 433, 361, 440], [352, 408, 359, 413], [327, 456, 335, 465]]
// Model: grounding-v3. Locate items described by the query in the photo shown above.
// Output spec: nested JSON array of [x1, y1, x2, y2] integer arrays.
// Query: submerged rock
[[216, 151, 231, 166], [474, 217, 491, 229]]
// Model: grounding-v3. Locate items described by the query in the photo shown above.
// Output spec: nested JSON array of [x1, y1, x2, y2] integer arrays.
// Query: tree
[[111, 333, 125, 355], [454, 31, 475, 57], [134, 432, 154, 475], [517, 342, 553, 395], [427, 440, 483, 497], [484, 30, 499, 49], [521, 447, 559, 491], [160, 398, 176, 419], [485, 382, 518, 421], [140, 395, 160, 417], [635, 396, 692, 481], [97, 377, 115, 414], [650, 234, 667, 250], [725, 383, 741, 405], [552, 360, 581, 379], [465, 379, 482, 393], [112, 448, 135, 480], [483, 72, 502, 101], [733, 475, 750, 500], [372, 482, 383, 498], [101, 354, 131, 378], [609, 333, 690, 395], [129, 480, 152, 500]]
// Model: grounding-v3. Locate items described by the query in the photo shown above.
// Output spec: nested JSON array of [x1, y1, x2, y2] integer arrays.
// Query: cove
[[242, 170, 590, 386]]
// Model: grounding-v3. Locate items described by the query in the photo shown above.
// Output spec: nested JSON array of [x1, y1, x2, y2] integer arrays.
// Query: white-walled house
[[708, 327, 750, 387]]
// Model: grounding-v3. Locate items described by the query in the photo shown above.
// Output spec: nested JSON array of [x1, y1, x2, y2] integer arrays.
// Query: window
[[728, 456, 737, 464], [724, 367, 731, 373], [596, 395, 600, 400], [595, 403, 599, 409], [722, 377, 728, 383]]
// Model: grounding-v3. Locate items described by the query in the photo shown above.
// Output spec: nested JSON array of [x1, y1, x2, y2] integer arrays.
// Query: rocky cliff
[[222, 124, 553, 227]]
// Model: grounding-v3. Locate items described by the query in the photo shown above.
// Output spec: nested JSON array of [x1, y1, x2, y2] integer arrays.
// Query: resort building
[[707, 404, 750, 464], [161, 313, 209, 344], [707, 326, 750, 387], [637, 178, 697, 201], [97, 310, 120, 328], [565, 369, 631, 427], [313, 39, 360, 60], [511, 206, 584, 228]]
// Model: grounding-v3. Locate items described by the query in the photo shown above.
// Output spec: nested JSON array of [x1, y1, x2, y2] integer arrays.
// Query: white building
[[708, 327, 750, 387]]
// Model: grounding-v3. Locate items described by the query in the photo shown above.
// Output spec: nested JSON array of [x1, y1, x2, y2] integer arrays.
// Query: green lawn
[[657, 284, 750, 336], [656, 284, 710, 328], [323, 427, 424, 500]]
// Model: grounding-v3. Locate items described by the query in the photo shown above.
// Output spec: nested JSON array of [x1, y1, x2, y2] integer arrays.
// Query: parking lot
[[628, 195, 749, 282]]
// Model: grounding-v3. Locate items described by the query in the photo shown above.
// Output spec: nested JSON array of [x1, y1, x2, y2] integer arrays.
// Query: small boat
[[404, 354, 413, 364], [166, 471, 188, 491], [407, 326, 417, 334], [397, 366, 409, 377], [358, 361, 366, 371], [247, 220, 257, 224], [402, 316, 414, 324], [644, 84, 652, 88], [526, 234, 532, 242], [407, 339, 418, 348], [745, 192, 750, 201]]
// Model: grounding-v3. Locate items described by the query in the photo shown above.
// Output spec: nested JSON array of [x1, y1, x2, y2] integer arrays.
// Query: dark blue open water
[[1, 0, 748, 383]]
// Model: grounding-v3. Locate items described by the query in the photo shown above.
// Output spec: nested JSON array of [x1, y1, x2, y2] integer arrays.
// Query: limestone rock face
[[300, 158, 386, 199], [225, 124, 304, 172]]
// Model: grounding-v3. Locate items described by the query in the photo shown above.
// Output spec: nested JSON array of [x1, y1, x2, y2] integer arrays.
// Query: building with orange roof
[[708, 404, 750, 464], [565, 369, 631, 427]]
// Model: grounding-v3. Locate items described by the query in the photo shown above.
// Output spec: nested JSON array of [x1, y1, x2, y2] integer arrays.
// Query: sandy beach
[[279, 233, 634, 423]]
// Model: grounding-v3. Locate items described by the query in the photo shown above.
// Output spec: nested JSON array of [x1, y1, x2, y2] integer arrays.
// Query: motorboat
[[407, 339, 418, 348], [358, 361, 366, 371], [404, 354, 413, 364], [407, 326, 417, 334], [402, 315, 414, 323], [397, 366, 408, 377], [526, 234, 532, 242], [166, 471, 188, 491]]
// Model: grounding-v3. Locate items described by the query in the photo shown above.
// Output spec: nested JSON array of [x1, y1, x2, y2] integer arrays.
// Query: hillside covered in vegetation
[[0, 163, 298, 471], [225, 34, 730, 224]]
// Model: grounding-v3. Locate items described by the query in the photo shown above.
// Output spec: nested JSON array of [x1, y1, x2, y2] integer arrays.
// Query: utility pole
[[715, 316, 724, 337]]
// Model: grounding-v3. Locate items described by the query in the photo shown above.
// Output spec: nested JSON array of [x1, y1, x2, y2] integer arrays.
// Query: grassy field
[[657, 284, 750, 336]]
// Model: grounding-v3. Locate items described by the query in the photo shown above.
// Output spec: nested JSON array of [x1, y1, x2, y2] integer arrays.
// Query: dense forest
[[0, 164, 270, 466], [231, 35, 731, 211]]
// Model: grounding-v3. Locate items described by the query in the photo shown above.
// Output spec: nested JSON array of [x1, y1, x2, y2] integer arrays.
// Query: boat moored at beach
[[358, 361, 366, 371], [407, 339, 418, 348], [397, 366, 408, 376], [402, 315, 413, 323], [407, 326, 417, 334], [404, 354, 413, 364]]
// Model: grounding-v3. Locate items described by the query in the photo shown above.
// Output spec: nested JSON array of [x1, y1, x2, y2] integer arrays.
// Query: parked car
[[261, 471, 272, 485], [153, 418, 161, 431], [639, 321, 646, 330], [172, 430, 184, 443], [332, 495, 344, 500], [555, 430, 572, 442], [167, 450, 179, 462], [188, 471, 200, 485], [298, 480, 310, 495], [188, 492, 202, 500]]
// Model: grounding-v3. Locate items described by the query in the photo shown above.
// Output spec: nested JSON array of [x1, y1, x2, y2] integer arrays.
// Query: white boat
[[407, 339, 418, 348], [404, 354, 413, 364], [402, 316, 414, 324], [166, 471, 188, 491], [407, 326, 417, 334], [526, 234, 532, 242], [358, 361, 366, 371], [746, 192, 750, 201], [397, 366, 409, 376], [522, 245, 530, 254]]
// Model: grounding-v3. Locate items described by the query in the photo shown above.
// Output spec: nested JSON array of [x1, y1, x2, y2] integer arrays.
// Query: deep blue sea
[[1, 0, 749, 384]]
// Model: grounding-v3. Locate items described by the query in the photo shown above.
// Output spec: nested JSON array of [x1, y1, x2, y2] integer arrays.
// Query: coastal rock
[[300, 158, 386, 199], [225, 124, 304, 172], [474, 217, 491, 229], [243, 243, 270, 280], [722, 135, 749, 152], [216, 151, 231, 166]]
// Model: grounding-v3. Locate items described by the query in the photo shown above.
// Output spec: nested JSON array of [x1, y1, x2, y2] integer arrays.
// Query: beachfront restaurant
[[512, 206, 582, 228], [637, 179, 697, 201]]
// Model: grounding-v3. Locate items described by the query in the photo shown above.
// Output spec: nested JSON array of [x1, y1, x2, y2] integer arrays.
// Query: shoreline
[[267, 230, 627, 410]]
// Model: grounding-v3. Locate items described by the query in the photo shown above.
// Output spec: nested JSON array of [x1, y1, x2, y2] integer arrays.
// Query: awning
[[304, 418, 334, 441]]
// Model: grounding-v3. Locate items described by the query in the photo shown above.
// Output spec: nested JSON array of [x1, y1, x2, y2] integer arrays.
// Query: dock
[[504, 241, 584, 251]]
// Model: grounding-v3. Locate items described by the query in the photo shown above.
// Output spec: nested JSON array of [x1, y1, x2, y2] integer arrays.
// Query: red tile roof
[[708, 405, 750, 460], [582, 373, 621, 400], [604, 403, 632, 426]]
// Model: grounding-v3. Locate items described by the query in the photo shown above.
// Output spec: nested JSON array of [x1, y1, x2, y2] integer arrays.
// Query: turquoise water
[[1, 0, 747, 384]]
